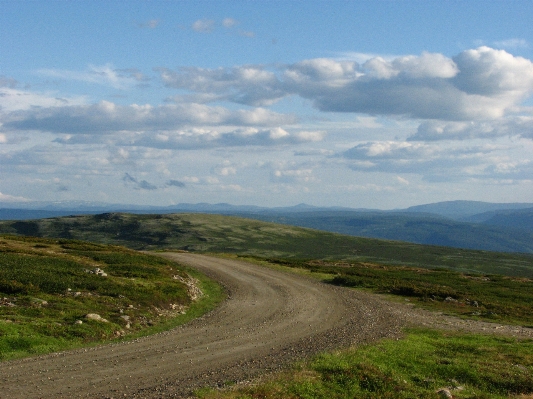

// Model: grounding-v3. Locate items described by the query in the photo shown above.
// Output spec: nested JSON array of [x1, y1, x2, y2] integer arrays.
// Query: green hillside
[[0, 235, 222, 360], [1, 212, 533, 278], [237, 211, 533, 253]]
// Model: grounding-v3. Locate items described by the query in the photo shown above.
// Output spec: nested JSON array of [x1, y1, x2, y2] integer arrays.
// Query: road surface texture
[[1, 253, 532, 398]]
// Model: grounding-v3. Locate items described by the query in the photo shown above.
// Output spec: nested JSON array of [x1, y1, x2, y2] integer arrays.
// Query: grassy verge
[[0, 235, 224, 360], [229, 255, 533, 327], [197, 328, 533, 399]]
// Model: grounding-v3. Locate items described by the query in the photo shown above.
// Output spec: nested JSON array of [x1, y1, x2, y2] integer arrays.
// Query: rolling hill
[[2, 200, 533, 254], [1, 212, 533, 278]]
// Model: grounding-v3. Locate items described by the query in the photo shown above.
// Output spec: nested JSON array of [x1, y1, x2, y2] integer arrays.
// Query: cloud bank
[[159, 47, 533, 136]]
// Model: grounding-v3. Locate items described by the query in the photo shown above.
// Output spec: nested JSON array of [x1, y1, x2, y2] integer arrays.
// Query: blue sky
[[1, 1, 533, 209]]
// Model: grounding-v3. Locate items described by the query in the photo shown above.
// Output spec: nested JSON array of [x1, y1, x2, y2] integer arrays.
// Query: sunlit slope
[[1, 212, 533, 277]]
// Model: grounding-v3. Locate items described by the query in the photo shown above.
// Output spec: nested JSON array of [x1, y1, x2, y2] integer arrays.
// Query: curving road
[[0, 253, 406, 398]]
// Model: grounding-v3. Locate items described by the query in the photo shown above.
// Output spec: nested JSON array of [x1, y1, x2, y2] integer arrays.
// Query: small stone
[[74, 320, 83, 325], [85, 313, 109, 323], [437, 388, 453, 398]]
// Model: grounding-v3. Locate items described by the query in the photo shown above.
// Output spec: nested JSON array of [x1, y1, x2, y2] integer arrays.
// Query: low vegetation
[[2, 213, 533, 397], [198, 328, 533, 399], [234, 256, 533, 327], [0, 235, 224, 360], [1, 212, 533, 277]]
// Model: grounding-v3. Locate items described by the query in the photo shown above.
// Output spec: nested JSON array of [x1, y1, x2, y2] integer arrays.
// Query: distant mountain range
[[1, 200, 533, 253]]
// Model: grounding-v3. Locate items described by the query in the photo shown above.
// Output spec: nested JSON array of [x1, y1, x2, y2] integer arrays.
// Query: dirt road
[[0, 253, 408, 398], [3, 253, 531, 398]]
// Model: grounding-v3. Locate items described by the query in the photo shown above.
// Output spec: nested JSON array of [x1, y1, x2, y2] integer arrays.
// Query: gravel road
[[1, 253, 531, 399]]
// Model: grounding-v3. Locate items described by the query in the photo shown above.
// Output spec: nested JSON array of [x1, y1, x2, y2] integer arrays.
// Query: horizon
[[1, 1, 533, 209], [1, 198, 533, 213]]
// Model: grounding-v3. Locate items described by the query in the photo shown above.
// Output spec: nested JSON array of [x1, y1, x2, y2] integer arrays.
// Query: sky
[[1, 1, 533, 209]]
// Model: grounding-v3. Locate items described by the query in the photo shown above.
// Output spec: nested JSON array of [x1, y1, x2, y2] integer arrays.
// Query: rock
[[74, 320, 83, 325], [32, 298, 48, 306], [444, 297, 458, 303], [172, 274, 203, 301], [86, 267, 108, 277], [437, 388, 453, 398], [85, 313, 109, 323], [0, 297, 16, 307]]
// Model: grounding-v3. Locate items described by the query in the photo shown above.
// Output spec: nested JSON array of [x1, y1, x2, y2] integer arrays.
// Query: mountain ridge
[[2, 200, 532, 253]]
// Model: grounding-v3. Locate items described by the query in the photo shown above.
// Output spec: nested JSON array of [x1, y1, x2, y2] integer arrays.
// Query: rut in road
[[0, 253, 406, 398]]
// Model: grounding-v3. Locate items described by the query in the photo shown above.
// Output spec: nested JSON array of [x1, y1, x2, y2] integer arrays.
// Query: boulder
[[85, 313, 109, 323]]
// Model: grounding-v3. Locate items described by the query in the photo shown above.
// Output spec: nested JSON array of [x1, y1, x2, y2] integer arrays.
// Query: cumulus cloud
[[127, 127, 323, 149], [158, 47, 533, 122], [272, 167, 316, 184], [341, 140, 528, 181], [411, 117, 533, 141], [213, 160, 238, 176], [159, 66, 284, 106], [3, 101, 296, 134]]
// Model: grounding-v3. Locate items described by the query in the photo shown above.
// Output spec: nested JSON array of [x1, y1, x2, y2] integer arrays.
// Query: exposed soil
[[1, 253, 531, 399]]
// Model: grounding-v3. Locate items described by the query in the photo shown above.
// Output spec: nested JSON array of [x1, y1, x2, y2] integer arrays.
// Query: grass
[[0, 235, 225, 360], [228, 255, 533, 327], [197, 328, 533, 399], [1, 213, 533, 278]]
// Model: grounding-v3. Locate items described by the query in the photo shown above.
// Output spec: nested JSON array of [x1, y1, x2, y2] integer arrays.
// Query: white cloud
[[38, 64, 148, 90], [192, 19, 215, 33], [397, 176, 410, 185], [493, 38, 529, 50], [273, 167, 315, 183], [158, 47, 533, 125], [0, 87, 86, 112], [159, 66, 283, 106], [222, 18, 237, 28], [0, 191, 31, 202], [411, 117, 533, 141], [213, 160, 238, 176], [341, 139, 532, 183], [452, 47, 533, 96], [127, 127, 323, 149], [3, 101, 296, 135]]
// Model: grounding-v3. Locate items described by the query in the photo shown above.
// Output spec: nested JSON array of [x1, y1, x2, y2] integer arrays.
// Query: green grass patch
[[0, 236, 224, 360], [198, 329, 533, 399]]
